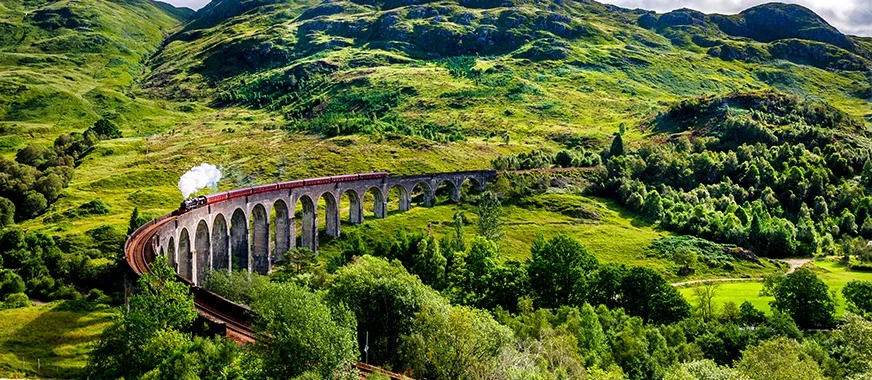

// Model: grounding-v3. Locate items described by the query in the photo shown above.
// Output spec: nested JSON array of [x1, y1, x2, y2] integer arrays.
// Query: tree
[[611, 317, 675, 379], [412, 235, 447, 288], [528, 234, 598, 308], [770, 267, 835, 329], [34, 173, 63, 202], [555, 150, 574, 168], [665, 359, 750, 380], [250, 281, 358, 379], [127, 207, 150, 235], [89, 118, 122, 139], [399, 304, 513, 380], [830, 313, 872, 375], [644, 190, 664, 220], [477, 191, 503, 242], [86, 255, 197, 379], [620, 267, 691, 324], [692, 283, 718, 321], [673, 248, 698, 275], [0, 269, 25, 298], [735, 337, 824, 380], [863, 160, 872, 187], [610, 133, 625, 157], [796, 216, 820, 255], [202, 270, 269, 305], [844, 280, 872, 316], [626, 191, 644, 210], [326, 256, 445, 367], [841, 209, 858, 236], [588, 263, 627, 309], [0, 197, 14, 228], [453, 211, 466, 253], [695, 323, 753, 366], [739, 301, 766, 327], [20, 191, 47, 219]]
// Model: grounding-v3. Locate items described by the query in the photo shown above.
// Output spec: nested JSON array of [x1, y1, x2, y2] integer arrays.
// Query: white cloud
[[601, 0, 872, 37]]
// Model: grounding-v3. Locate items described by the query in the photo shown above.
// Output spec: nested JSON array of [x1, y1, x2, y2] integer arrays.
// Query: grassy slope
[[146, 0, 871, 139], [679, 260, 872, 316], [0, 302, 116, 378], [23, 1, 868, 241], [0, 0, 190, 153], [0, 0, 867, 298], [319, 193, 782, 281]]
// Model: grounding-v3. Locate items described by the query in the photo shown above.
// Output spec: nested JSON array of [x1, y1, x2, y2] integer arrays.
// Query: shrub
[[0, 269, 25, 297], [87, 118, 122, 139], [3, 292, 29, 309]]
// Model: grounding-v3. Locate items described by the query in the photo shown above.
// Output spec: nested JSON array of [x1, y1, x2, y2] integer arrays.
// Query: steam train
[[176, 172, 388, 214]]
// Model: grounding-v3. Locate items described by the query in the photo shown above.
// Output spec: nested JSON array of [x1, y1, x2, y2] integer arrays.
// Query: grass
[[679, 260, 872, 316], [0, 302, 116, 378], [320, 193, 781, 281], [8, 0, 869, 254]]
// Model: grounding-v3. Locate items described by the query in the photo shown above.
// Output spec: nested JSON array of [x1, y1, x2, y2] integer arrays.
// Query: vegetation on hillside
[[0, 0, 869, 378]]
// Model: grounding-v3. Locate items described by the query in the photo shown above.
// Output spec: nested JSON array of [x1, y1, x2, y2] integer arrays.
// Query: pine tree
[[128, 207, 141, 235], [609, 133, 624, 157]]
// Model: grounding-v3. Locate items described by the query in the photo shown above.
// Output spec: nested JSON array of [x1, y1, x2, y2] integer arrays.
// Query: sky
[[162, 0, 872, 37], [601, 0, 872, 36]]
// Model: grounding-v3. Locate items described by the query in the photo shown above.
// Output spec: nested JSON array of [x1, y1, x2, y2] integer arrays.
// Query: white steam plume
[[178, 163, 222, 199]]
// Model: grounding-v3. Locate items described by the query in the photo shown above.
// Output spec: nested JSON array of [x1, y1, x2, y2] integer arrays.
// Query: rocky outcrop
[[710, 3, 855, 52]]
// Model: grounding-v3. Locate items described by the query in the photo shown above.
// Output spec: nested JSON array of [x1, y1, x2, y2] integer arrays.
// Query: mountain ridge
[[140, 0, 869, 142]]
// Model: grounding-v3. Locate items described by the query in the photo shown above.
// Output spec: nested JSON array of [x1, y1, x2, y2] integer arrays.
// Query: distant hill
[[142, 0, 869, 143], [0, 0, 190, 135]]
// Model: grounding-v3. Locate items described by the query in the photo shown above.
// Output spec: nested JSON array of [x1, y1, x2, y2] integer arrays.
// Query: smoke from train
[[178, 163, 222, 199]]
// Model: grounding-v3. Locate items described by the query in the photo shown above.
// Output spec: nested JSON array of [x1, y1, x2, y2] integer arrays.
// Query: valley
[[0, 0, 869, 378]]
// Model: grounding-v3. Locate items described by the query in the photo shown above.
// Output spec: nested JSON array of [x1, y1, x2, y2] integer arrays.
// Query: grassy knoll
[[321, 193, 780, 281], [680, 260, 872, 316], [0, 302, 116, 378]]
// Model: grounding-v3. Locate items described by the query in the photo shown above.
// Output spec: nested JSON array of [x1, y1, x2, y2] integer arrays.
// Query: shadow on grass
[[0, 301, 114, 378], [588, 196, 662, 230]]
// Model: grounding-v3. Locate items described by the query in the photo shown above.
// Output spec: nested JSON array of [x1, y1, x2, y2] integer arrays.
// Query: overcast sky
[[163, 0, 871, 37], [602, 0, 872, 36]]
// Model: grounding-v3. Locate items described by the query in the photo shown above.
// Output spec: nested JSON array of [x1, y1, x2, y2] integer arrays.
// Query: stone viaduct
[[149, 170, 496, 285]]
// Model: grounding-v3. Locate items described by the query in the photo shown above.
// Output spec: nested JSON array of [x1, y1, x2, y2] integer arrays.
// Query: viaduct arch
[[151, 170, 495, 285]]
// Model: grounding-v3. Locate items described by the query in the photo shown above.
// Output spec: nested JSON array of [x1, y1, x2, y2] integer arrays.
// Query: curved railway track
[[125, 213, 408, 379]]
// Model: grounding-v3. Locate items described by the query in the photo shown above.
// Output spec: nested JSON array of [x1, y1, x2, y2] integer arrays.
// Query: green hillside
[[145, 0, 870, 146], [0, 0, 192, 150], [0, 1, 870, 378], [2, 0, 866, 268]]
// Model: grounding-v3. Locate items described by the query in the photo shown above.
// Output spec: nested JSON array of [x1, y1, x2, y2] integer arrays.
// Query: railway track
[[125, 214, 409, 379]]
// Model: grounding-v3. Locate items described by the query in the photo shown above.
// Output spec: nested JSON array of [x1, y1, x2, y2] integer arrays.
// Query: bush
[[3, 292, 29, 309], [87, 118, 122, 139], [86, 288, 113, 304], [49, 283, 81, 300], [843, 280, 872, 316], [0, 269, 25, 297]]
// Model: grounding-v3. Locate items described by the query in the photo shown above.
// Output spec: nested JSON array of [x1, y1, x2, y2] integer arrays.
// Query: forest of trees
[[599, 95, 872, 262], [81, 188, 872, 379]]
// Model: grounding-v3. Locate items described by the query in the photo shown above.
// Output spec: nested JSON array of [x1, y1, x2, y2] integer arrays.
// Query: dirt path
[[671, 258, 815, 287], [782, 258, 813, 273]]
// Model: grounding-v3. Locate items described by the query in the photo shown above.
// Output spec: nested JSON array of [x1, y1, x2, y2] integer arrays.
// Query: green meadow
[[679, 260, 872, 316], [0, 302, 116, 378]]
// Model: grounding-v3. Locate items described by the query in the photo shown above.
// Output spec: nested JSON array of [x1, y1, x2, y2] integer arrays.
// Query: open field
[[679, 260, 872, 316], [0, 302, 116, 378]]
